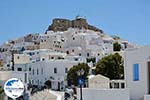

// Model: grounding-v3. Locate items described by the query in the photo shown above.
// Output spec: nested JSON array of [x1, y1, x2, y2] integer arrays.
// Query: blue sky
[[0, 0, 150, 45]]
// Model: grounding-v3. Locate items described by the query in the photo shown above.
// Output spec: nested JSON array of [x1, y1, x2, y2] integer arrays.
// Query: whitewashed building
[[40, 28, 111, 64], [29, 59, 81, 90], [13, 49, 83, 90], [124, 46, 150, 100]]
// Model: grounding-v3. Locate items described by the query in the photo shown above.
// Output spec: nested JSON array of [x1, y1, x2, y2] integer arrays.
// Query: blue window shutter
[[133, 64, 139, 81]]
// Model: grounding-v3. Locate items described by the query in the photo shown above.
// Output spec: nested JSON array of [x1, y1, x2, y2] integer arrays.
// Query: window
[[114, 83, 119, 88], [75, 58, 78, 61], [7, 64, 10, 67], [17, 56, 20, 59], [54, 68, 57, 74], [41, 68, 43, 75], [121, 83, 125, 88], [42, 58, 45, 61], [37, 80, 39, 85], [29, 68, 31, 71], [32, 80, 34, 84], [133, 64, 139, 81], [66, 51, 69, 54], [32, 69, 34, 75], [17, 68, 22, 71], [87, 53, 90, 57], [37, 69, 39, 75], [25, 73, 27, 83], [110, 83, 113, 88], [79, 53, 81, 56], [65, 68, 68, 73]]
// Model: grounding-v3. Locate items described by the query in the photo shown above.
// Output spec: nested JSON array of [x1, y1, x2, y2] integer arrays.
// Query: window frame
[[54, 68, 57, 74], [133, 64, 139, 81]]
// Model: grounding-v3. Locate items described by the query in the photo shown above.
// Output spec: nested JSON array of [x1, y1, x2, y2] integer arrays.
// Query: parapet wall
[[77, 88, 130, 100]]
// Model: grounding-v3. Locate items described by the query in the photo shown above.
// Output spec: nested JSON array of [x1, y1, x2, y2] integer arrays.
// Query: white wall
[[144, 95, 150, 100], [30, 60, 80, 87], [77, 88, 130, 100], [124, 46, 150, 100], [0, 71, 28, 87], [14, 54, 30, 64], [88, 75, 110, 89]]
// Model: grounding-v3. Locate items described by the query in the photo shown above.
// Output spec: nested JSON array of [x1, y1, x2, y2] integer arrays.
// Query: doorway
[[58, 82, 60, 91]]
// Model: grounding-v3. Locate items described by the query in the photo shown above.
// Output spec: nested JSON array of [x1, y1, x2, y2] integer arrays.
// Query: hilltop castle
[[46, 16, 103, 33]]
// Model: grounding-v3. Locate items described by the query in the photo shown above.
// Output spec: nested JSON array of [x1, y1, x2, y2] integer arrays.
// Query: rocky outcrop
[[46, 17, 103, 33]]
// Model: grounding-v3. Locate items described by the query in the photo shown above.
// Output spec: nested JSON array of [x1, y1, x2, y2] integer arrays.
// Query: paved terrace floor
[[49, 90, 64, 100], [29, 89, 57, 100]]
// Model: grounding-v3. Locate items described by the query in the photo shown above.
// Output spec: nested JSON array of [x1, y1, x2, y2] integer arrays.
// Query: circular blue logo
[[4, 78, 24, 99]]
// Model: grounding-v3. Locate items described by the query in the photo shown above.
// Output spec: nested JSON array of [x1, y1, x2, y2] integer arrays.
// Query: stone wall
[[46, 17, 103, 33]]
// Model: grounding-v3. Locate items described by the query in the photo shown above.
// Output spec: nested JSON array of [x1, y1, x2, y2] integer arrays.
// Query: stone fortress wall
[[46, 16, 103, 33]]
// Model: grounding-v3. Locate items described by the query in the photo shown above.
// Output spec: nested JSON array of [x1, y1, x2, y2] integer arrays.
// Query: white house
[[124, 46, 150, 100], [29, 59, 81, 90], [14, 54, 31, 64], [13, 49, 83, 91], [0, 52, 12, 70]]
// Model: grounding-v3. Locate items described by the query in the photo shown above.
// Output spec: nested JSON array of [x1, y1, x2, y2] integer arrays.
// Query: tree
[[0, 86, 3, 100], [113, 42, 121, 51], [0, 86, 3, 94], [67, 63, 90, 86], [95, 53, 124, 79]]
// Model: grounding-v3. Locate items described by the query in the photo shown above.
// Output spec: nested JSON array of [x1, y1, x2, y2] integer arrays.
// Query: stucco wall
[[0, 71, 27, 87], [77, 88, 130, 100], [30, 60, 80, 86], [88, 75, 110, 89], [144, 95, 150, 100], [124, 46, 150, 100]]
